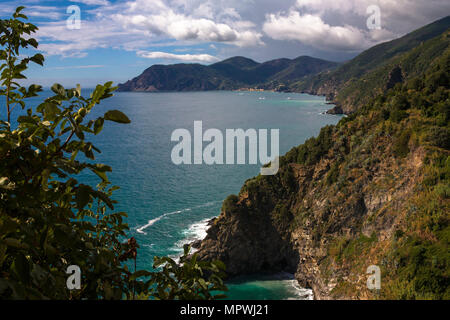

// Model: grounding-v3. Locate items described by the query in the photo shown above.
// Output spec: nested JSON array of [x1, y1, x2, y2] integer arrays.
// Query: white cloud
[[263, 12, 368, 51], [111, 3, 263, 47], [137, 51, 219, 63], [34, 0, 263, 58], [294, 0, 450, 35], [48, 65, 105, 70], [20, 0, 450, 60], [263, 0, 450, 52], [295, 0, 363, 15], [36, 19, 124, 58], [0, 4, 62, 20], [262, 0, 397, 52], [69, 0, 110, 5]]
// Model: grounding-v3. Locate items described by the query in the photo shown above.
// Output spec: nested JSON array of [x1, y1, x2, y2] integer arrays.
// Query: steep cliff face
[[197, 35, 449, 300], [198, 130, 431, 299]]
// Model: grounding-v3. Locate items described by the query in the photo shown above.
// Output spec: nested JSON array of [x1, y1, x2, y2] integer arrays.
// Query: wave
[[135, 201, 220, 235], [167, 217, 216, 263], [288, 279, 314, 300]]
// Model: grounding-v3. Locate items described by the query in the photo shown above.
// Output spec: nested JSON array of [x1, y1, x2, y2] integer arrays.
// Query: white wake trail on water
[[135, 201, 220, 235]]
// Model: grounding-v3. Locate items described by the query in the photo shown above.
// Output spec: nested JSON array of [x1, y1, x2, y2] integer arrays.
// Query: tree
[[0, 6, 226, 300]]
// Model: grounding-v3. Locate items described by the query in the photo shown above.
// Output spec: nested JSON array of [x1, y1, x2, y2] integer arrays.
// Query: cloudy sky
[[1, 0, 449, 87]]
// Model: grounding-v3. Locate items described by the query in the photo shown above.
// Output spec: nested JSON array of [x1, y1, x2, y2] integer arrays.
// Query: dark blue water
[[2, 90, 342, 299]]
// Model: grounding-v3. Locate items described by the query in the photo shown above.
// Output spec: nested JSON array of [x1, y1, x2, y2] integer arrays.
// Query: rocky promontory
[[196, 20, 450, 300]]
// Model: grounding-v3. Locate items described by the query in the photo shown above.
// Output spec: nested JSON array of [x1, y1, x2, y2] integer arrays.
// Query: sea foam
[[136, 201, 219, 235]]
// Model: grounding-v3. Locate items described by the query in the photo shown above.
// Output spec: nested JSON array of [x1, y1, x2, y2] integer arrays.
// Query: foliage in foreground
[[0, 7, 227, 300]]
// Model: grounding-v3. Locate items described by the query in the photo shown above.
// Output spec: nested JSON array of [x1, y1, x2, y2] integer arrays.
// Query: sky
[[1, 0, 449, 88]]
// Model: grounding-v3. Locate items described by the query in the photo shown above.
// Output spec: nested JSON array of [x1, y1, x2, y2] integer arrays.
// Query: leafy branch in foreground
[[0, 6, 227, 300]]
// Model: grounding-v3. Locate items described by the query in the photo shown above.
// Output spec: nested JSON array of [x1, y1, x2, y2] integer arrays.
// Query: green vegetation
[[0, 7, 226, 300], [324, 39, 449, 298], [222, 194, 239, 214], [313, 34, 449, 298], [293, 16, 450, 113], [329, 233, 378, 263], [118, 55, 338, 92], [284, 125, 335, 166]]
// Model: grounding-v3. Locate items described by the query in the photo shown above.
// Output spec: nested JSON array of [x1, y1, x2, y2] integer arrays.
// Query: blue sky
[[1, 0, 449, 88]]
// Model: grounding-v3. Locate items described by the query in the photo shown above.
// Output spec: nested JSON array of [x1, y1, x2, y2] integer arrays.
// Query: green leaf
[[0, 177, 15, 190], [213, 260, 226, 271], [3, 238, 29, 249], [51, 83, 66, 97], [94, 191, 114, 209], [94, 164, 112, 172], [130, 270, 152, 280], [12, 253, 30, 284], [74, 127, 85, 140], [27, 84, 42, 97], [198, 278, 207, 289], [92, 169, 108, 182], [93, 117, 104, 135], [14, 6, 26, 17], [0, 244, 7, 266], [104, 110, 131, 124], [30, 53, 44, 66], [27, 38, 38, 49], [76, 185, 92, 209], [43, 103, 60, 119]]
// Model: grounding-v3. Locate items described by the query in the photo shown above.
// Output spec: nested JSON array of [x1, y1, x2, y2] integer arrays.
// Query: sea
[[3, 90, 343, 300]]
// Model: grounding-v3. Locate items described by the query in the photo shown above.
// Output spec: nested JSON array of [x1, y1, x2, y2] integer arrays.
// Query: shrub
[[426, 126, 450, 149], [222, 194, 239, 213], [326, 162, 340, 185], [391, 94, 410, 111], [296, 125, 335, 165], [0, 7, 226, 300], [390, 109, 408, 123], [393, 131, 411, 158]]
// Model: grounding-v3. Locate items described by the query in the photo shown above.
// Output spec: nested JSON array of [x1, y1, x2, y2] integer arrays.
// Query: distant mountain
[[117, 56, 338, 92], [293, 15, 450, 113]]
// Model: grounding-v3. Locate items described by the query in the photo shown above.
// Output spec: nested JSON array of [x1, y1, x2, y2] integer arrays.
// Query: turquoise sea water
[[3, 90, 342, 299]]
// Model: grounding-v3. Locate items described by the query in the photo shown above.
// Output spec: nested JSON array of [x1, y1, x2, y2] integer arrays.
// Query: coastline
[[120, 90, 343, 299]]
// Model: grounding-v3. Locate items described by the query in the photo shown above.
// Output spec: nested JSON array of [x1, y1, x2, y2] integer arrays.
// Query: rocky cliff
[[197, 26, 450, 300]]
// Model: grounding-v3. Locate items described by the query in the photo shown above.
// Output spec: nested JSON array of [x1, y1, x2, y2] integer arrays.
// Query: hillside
[[196, 24, 450, 299], [293, 16, 450, 114], [117, 56, 338, 92]]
